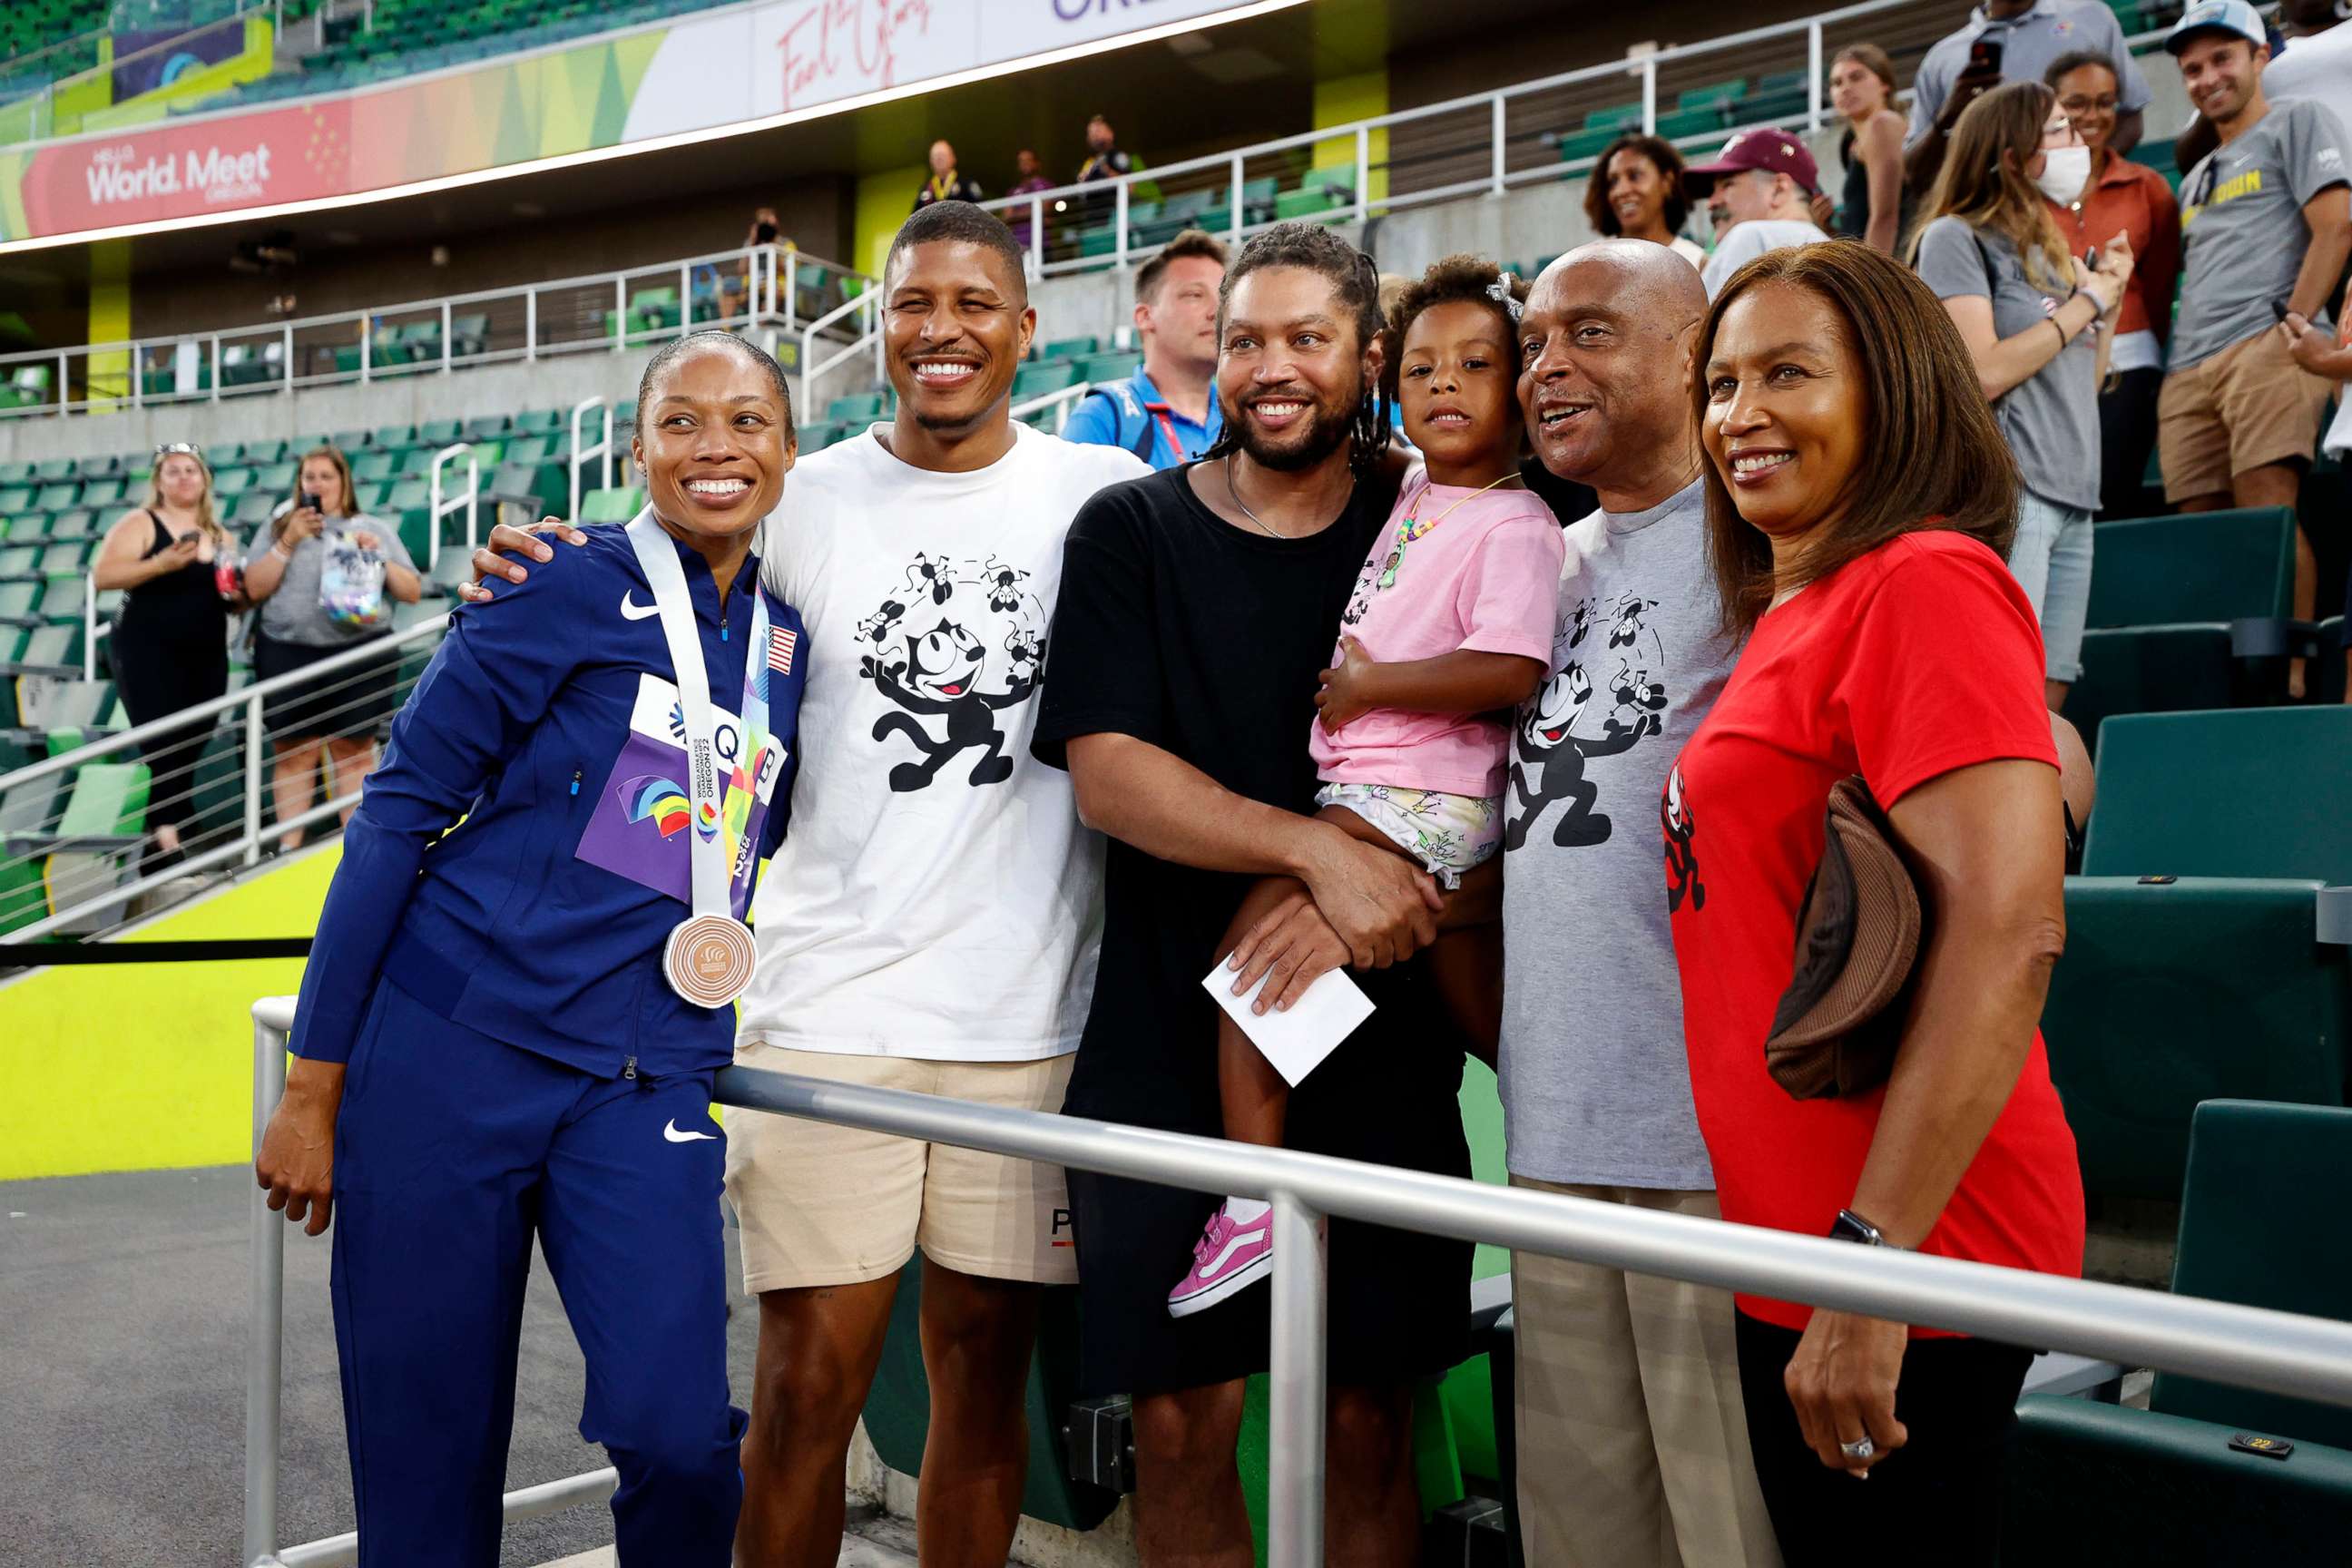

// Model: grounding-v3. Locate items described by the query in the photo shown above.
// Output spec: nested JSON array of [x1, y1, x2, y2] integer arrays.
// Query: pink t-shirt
[[1309, 477, 1565, 798]]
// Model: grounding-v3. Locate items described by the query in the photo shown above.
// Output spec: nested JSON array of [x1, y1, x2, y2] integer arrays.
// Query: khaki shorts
[[2158, 327, 2335, 503], [725, 1043, 1080, 1293]]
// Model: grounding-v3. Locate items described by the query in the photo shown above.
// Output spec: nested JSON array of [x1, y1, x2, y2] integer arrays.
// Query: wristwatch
[[1828, 1208, 1902, 1248]]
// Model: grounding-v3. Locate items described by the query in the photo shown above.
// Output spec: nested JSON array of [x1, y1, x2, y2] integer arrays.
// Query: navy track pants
[[328, 980, 745, 1567]]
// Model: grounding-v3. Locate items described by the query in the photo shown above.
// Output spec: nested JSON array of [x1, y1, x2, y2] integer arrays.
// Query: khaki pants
[[1510, 1178, 1781, 1568]]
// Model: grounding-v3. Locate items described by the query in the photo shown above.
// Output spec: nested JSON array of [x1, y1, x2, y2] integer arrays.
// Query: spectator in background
[[93, 441, 234, 865], [2280, 304, 2352, 701], [2161, 0, 2351, 699], [2045, 50, 2180, 518], [1077, 113, 1134, 184], [1063, 229, 1228, 468], [1684, 129, 1831, 299], [744, 206, 780, 248], [2264, 0, 2352, 113], [1584, 132, 1709, 269], [1680, 240, 2082, 1564], [1830, 44, 1912, 252], [914, 138, 984, 211], [1905, 0, 2151, 195], [240, 446, 421, 851], [1006, 149, 1057, 252], [1915, 83, 2129, 712]]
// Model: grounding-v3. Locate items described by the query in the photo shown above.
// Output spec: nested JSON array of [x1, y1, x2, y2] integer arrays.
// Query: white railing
[[1009, 380, 1096, 436], [798, 289, 887, 428], [0, 243, 871, 420], [0, 3, 276, 132], [240, 994, 2352, 1568], [568, 397, 615, 525], [425, 445, 477, 573], [0, 611, 450, 942], [81, 570, 113, 682]]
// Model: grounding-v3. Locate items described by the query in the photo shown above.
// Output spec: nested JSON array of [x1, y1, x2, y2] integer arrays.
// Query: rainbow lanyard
[[1376, 471, 1522, 591]]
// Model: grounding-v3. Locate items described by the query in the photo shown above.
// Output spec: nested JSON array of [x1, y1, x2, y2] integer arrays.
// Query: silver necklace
[[1224, 455, 1288, 539]]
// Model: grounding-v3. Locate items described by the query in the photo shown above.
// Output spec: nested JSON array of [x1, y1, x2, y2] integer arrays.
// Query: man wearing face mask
[[1683, 130, 1831, 300]]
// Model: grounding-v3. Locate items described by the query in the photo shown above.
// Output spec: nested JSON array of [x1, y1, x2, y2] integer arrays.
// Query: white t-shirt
[[742, 421, 1150, 1060], [1701, 219, 1831, 299]]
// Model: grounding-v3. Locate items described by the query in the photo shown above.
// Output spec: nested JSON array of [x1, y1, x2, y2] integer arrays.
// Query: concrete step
[[530, 1504, 920, 1567]]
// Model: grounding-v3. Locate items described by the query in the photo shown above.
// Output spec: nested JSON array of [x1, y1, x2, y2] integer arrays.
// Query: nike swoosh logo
[[1194, 1230, 1265, 1281], [662, 1118, 717, 1142], [621, 592, 661, 621]]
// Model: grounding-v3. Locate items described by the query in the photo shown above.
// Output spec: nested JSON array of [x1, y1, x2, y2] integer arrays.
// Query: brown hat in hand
[[1766, 777, 1926, 1101]]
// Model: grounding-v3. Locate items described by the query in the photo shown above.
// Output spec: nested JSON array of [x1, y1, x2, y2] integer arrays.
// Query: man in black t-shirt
[[1033, 221, 1484, 1563]]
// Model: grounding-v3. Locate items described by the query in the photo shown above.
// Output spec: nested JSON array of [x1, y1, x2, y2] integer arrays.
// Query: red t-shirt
[[1663, 531, 2084, 1332]]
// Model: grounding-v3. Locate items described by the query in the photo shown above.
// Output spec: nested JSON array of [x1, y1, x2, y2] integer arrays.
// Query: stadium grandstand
[[3, 0, 2349, 1564]]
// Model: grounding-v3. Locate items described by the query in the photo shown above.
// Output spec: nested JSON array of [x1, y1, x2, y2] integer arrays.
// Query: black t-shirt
[[1034, 461, 1466, 1129]]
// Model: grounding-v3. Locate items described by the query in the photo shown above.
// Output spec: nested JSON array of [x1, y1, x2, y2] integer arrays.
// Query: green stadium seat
[[418, 419, 462, 446], [1037, 337, 1100, 363], [578, 486, 645, 524], [246, 438, 290, 465], [1274, 184, 1351, 220], [373, 424, 417, 450], [2004, 1103, 2352, 1564], [1583, 102, 1642, 131], [463, 414, 510, 442], [36, 543, 83, 575], [0, 462, 34, 486], [2084, 708, 2352, 882], [1557, 124, 1623, 165], [72, 454, 120, 479], [37, 760, 151, 919], [797, 421, 840, 454], [0, 580, 37, 626], [1077, 350, 1143, 385], [1676, 76, 1748, 112], [353, 449, 398, 484], [34, 483, 76, 512], [232, 492, 280, 530], [504, 436, 554, 466], [2040, 709, 2352, 1199], [48, 512, 94, 544], [1012, 362, 1081, 400], [827, 392, 887, 426], [0, 487, 33, 514], [4, 516, 46, 545], [2086, 508, 2295, 625], [212, 467, 255, 500], [1654, 106, 1727, 142], [33, 458, 74, 484], [510, 408, 564, 435], [0, 545, 38, 581], [451, 313, 491, 358], [76, 477, 124, 508], [254, 462, 298, 494]]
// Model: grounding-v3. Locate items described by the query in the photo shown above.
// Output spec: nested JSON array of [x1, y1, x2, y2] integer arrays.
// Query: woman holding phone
[[240, 446, 423, 848], [93, 441, 237, 863], [254, 332, 808, 1566]]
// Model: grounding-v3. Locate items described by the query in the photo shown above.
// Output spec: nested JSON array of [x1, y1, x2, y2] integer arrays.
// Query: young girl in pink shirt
[[1171, 256, 1564, 1315]]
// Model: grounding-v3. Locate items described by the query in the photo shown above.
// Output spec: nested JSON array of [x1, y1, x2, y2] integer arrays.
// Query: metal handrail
[[1008, 379, 1096, 435], [243, 994, 2352, 1568], [568, 397, 614, 524], [0, 1, 273, 115], [425, 445, 477, 573], [799, 289, 882, 416], [0, 612, 448, 804]]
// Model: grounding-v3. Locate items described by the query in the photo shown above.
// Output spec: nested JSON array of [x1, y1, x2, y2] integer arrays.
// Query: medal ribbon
[[625, 510, 771, 921]]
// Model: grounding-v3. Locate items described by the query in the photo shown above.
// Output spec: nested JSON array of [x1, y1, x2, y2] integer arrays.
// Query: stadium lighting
[[0, 0, 1313, 258]]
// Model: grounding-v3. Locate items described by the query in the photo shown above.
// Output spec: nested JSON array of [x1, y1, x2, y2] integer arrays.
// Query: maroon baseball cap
[[1683, 127, 1820, 197]]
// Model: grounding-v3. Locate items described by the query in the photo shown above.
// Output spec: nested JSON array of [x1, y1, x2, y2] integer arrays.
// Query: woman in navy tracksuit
[[256, 333, 806, 1566]]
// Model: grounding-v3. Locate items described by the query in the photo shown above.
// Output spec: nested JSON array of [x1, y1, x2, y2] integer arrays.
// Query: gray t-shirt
[[1915, 217, 2102, 512], [1498, 478, 1735, 1190], [244, 511, 416, 646], [1700, 219, 1829, 299], [1906, 0, 2151, 150], [2172, 97, 2352, 370]]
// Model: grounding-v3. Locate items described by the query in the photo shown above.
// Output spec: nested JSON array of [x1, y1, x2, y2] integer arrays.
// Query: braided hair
[[1201, 220, 1393, 482]]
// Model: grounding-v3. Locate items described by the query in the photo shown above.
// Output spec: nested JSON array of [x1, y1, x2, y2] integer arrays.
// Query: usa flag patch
[[768, 626, 798, 676]]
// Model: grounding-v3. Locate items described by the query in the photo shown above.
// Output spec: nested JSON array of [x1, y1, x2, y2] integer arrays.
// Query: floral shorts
[[1313, 782, 1504, 889]]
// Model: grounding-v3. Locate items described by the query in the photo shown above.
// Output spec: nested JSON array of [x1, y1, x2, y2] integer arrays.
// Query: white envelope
[[1199, 961, 1377, 1087]]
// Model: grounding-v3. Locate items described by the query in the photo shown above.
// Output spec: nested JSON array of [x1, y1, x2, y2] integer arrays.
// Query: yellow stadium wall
[[853, 162, 927, 286], [87, 240, 132, 413], [0, 845, 337, 1181], [1312, 68, 1389, 206]]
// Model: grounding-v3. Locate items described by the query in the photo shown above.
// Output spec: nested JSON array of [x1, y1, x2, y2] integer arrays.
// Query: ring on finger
[[1838, 1436, 1875, 1463]]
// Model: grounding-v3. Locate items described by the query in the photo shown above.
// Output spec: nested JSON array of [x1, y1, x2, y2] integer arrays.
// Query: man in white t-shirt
[[466, 201, 1147, 1568], [1684, 128, 1833, 299]]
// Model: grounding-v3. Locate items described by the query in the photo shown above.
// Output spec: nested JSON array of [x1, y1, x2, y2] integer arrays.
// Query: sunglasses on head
[[154, 441, 205, 461]]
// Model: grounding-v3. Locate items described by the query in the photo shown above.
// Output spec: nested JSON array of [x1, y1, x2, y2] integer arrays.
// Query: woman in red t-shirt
[[1669, 240, 2085, 1563]]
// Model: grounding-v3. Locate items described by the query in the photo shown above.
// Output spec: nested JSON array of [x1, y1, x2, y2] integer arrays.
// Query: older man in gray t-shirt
[[1503, 241, 1779, 1568]]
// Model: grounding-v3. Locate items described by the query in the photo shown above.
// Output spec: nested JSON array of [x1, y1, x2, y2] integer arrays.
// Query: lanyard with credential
[[625, 509, 769, 1008]]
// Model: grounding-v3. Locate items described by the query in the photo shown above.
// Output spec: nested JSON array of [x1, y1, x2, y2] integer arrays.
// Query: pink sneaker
[[1168, 1200, 1274, 1318]]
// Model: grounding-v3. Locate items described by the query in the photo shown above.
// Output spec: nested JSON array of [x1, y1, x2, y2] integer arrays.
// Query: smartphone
[[299, 490, 322, 512], [1967, 38, 2004, 77], [2083, 248, 2102, 270], [2272, 300, 2293, 323]]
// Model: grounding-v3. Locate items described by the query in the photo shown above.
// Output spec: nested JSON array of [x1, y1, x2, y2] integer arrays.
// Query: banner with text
[[0, 0, 1274, 243]]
